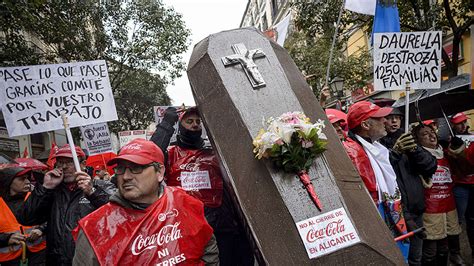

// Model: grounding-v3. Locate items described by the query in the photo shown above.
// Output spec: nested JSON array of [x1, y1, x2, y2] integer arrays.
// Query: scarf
[[423, 145, 444, 159], [176, 123, 204, 149], [356, 135, 399, 203]]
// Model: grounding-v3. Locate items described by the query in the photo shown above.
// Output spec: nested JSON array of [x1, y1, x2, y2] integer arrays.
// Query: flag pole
[[325, 0, 345, 88], [61, 114, 81, 172], [405, 82, 410, 133]]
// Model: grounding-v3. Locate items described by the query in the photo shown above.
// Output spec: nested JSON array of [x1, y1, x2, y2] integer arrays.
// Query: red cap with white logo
[[107, 139, 164, 166], [53, 144, 86, 159], [450, 112, 468, 124], [347, 101, 393, 129], [325, 108, 347, 124]]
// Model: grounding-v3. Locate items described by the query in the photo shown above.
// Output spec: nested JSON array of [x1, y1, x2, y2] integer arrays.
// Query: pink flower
[[301, 140, 314, 148]]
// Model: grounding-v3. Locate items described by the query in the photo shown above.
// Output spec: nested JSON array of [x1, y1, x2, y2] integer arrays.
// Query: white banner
[[118, 130, 147, 148], [80, 122, 113, 156], [296, 207, 360, 259], [0, 60, 117, 137], [373, 31, 442, 91]]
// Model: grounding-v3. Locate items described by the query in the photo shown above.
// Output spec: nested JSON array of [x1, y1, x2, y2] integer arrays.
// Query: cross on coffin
[[221, 43, 266, 89]]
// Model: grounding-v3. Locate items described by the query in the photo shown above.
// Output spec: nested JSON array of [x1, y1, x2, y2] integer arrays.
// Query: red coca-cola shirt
[[166, 145, 223, 208], [424, 157, 456, 213], [73, 187, 213, 265]]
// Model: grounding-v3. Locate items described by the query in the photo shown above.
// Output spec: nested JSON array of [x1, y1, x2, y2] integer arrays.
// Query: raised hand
[[75, 171, 95, 196], [43, 169, 64, 189]]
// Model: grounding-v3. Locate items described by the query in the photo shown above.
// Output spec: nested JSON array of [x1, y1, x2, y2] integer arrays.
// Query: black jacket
[[18, 179, 114, 266], [390, 146, 437, 215], [0, 193, 47, 247], [347, 131, 437, 215], [150, 120, 241, 233], [380, 128, 403, 150]]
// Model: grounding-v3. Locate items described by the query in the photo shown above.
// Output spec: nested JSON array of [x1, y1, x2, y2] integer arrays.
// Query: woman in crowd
[[0, 167, 46, 265], [412, 123, 465, 265]]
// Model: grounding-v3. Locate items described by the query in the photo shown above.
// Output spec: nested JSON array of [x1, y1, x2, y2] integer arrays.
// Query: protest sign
[[80, 122, 113, 156], [373, 31, 442, 91], [296, 207, 360, 259], [0, 60, 117, 137], [154, 106, 179, 143], [118, 130, 147, 148]]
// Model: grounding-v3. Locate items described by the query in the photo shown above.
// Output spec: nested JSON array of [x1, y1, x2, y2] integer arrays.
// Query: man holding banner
[[18, 144, 114, 265]]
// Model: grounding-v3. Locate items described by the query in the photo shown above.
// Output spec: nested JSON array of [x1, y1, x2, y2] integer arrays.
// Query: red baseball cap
[[107, 139, 164, 166], [179, 106, 200, 121], [347, 101, 393, 129], [53, 144, 86, 159], [325, 108, 347, 124], [450, 112, 468, 124], [423, 120, 436, 126]]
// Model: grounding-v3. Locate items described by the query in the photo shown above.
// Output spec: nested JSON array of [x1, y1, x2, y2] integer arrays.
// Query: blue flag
[[371, 0, 401, 45]]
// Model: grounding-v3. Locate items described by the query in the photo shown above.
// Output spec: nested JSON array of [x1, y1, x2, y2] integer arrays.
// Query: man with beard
[[151, 107, 254, 265], [18, 145, 114, 265]]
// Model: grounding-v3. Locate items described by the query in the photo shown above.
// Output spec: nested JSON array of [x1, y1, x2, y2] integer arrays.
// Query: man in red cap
[[72, 139, 218, 265], [150, 107, 254, 265], [450, 112, 470, 135], [325, 108, 347, 141], [343, 101, 436, 265], [18, 144, 114, 265], [448, 112, 474, 261]]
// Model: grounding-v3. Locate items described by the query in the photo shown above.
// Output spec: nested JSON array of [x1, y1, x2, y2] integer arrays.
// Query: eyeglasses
[[55, 160, 74, 167], [114, 163, 154, 175]]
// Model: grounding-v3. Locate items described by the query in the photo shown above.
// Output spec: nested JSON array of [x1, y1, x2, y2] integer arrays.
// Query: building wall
[[240, 0, 290, 30]]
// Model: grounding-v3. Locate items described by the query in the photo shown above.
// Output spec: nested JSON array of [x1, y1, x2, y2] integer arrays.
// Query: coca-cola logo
[[123, 143, 142, 151], [158, 209, 179, 222], [179, 163, 198, 171], [306, 219, 345, 243], [433, 166, 451, 183], [131, 222, 183, 255]]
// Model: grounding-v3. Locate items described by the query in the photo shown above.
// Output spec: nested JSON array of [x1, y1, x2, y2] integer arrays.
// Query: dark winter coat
[[380, 128, 403, 149], [18, 179, 114, 266], [346, 131, 437, 216], [390, 146, 437, 215]]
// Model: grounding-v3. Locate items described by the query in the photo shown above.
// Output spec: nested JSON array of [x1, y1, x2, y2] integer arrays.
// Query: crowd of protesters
[[1, 101, 473, 265], [0, 107, 252, 265], [327, 101, 474, 265]]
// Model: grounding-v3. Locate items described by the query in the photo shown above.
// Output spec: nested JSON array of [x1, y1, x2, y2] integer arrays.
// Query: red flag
[[22, 147, 29, 158], [46, 142, 59, 170]]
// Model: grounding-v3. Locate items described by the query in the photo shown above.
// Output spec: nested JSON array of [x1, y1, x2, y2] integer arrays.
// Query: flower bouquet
[[253, 112, 327, 211]]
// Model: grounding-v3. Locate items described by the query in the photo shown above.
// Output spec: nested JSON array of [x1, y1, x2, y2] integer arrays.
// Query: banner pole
[[405, 82, 410, 133], [324, 0, 345, 88], [61, 114, 81, 172]]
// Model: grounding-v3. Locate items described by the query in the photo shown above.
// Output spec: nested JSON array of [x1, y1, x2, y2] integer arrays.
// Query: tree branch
[[443, 0, 458, 33]]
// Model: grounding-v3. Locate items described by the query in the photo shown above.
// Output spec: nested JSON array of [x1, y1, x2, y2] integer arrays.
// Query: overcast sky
[[162, 0, 248, 106]]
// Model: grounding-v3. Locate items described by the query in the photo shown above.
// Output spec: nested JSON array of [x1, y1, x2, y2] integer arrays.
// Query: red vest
[[73, 187, 213, 265], [424, 157, 456, 213], [167, 146, 223, 208], [0, 193, 46, 262], [455, 142, 474, 184], [343, 138, 378, 202]]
